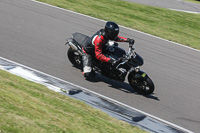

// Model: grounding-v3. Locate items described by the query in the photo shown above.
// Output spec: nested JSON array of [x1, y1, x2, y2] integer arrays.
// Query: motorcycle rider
[[82, 21, 135, 78]]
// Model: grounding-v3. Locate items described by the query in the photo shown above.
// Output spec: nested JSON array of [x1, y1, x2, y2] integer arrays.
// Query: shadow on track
[[85, 74, 160, 101]]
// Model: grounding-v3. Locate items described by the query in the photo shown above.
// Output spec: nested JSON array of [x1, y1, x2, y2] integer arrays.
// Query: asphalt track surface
[[125, 0, 200, 13], [0, 0, 200, 132]]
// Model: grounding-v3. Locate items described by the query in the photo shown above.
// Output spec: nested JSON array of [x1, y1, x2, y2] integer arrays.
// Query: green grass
[[183, 0, 200, 4], [0, 69, 146, 133], [38, 0, 200, 50]]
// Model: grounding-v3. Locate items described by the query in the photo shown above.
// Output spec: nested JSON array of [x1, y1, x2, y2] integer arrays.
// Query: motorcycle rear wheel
[[67, 48, 83, 69], [128, 74, 154, 95]]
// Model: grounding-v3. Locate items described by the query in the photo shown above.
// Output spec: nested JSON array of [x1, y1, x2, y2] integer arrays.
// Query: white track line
[[10, 0, 194, 132], [169, 8, 200, 14], [31, 0, 200, 53], [0, 58, 193, 133]]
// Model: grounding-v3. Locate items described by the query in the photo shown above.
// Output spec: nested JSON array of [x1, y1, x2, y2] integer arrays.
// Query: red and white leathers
[[82, 29, 129, 78]]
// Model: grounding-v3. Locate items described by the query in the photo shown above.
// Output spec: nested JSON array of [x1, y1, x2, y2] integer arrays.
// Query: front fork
[[128, 67, 149, 80]]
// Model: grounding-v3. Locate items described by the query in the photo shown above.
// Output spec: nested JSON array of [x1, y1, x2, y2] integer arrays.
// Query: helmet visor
[[108, 28, 119, 40]]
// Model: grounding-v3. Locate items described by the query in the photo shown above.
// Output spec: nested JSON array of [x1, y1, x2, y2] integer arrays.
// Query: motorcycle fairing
[[104, 46, 126, 60]]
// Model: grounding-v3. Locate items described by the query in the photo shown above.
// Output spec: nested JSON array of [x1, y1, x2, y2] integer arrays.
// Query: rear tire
[[128, 73, 154, 95], [67, 48, 83, 69]]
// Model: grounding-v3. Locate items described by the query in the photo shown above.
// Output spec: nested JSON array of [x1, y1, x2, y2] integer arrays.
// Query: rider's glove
[[127, 38, 135, 44], [109, 58, 121, 67]]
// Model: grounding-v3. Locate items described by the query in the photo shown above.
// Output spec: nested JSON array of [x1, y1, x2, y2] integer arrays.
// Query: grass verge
[[0, 69, 146, 133], [37, 0, 200, 50], [183, 0, 200, 4]]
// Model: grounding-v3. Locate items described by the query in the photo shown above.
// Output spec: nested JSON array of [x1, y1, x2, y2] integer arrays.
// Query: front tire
[[67, 48, 83, 69], [128, 73, 154, 95]]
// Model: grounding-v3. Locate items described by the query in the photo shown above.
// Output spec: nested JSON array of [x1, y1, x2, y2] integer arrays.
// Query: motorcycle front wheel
[[128, 73, 154, 95], [67, 48, 83, 69]]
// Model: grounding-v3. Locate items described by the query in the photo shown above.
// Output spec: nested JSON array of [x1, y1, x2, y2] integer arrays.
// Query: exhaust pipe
[[68, 41, 83, 55]]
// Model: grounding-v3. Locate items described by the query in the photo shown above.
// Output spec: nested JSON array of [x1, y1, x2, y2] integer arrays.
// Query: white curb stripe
[[31, 0, 200, 53], [0, 56, 193, 133], [5, 0, 195, 132]]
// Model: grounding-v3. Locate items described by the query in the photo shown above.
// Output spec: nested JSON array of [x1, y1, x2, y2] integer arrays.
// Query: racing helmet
[[104, 21, 119, 40]]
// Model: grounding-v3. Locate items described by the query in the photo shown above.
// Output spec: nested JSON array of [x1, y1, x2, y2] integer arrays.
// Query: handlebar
[[129, 43, 133, 48], [115, 42, 136, 69], [128, 42, 135, 55]]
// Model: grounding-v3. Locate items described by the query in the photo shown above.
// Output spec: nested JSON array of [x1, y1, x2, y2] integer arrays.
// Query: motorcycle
[[65, 32, 155, 95]]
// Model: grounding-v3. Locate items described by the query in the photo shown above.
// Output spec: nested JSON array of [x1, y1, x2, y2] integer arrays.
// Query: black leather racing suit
[[82, 29, 129, 77]]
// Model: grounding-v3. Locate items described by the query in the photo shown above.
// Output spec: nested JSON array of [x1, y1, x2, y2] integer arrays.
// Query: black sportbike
[[65, 33, 154, 95]]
